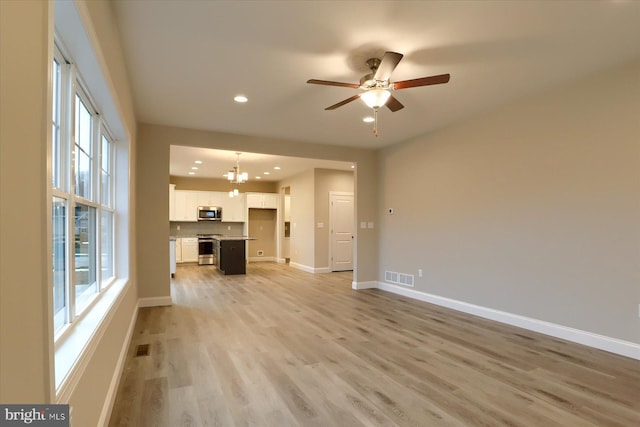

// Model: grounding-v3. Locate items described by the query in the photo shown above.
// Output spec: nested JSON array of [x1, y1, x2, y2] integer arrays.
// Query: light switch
[[367, 222, 374, 229], [360, 222, 367, 229], [317, 222, 324, 228]]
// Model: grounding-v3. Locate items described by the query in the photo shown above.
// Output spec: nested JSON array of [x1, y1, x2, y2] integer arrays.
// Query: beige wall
[[280, 170, 316, 269], [0, 0, 53, 403], [0, 3, 139, 425], [248, 209, 277, 258], [136, 123, 379, 299], [378, 60, 640, 344], [314, 169, 354, 269]]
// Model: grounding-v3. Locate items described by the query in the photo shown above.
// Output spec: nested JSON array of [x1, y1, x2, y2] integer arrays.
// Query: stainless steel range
[[197, 234, 218, 265]]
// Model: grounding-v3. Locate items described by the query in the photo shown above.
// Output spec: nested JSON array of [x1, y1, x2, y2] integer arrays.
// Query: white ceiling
[[112, 0, 640, 174]]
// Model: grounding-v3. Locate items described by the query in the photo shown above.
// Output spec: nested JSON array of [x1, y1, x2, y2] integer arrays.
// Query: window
[[51, 44, 117, 335]]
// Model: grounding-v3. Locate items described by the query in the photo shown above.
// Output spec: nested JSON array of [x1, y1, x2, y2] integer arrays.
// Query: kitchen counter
[[211, 235, 255, 241]]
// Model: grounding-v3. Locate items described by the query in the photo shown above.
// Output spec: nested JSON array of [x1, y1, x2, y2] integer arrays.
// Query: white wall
[[378, 60, 640, 345]]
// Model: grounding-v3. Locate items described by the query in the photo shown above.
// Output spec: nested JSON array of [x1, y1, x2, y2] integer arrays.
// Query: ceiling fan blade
[[385, 95, 404, 112], [325, 94, 361, 110], [374, 51, 403, 81], [393, 73, 450, 90], [307, 79, 360, 89]]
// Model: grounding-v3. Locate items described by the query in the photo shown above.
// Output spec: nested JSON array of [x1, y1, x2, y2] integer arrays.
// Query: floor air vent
[[385, 271, 414, 287], [135, 344, 150, 357]]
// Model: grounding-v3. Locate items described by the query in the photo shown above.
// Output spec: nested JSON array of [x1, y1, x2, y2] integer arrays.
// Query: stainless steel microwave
[[197, 206, 222, 221]]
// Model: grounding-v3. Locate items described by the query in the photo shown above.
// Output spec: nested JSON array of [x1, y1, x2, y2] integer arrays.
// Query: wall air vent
[[385, 271, 414, 287]]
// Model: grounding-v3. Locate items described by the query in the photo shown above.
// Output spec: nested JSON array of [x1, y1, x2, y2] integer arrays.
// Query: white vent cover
[[385, 271, 414, 287]]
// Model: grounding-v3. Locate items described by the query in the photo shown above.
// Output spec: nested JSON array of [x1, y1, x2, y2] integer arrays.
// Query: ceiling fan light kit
[[307, 51, 450, 137]]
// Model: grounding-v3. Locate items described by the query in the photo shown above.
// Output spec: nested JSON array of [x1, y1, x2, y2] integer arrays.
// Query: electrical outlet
[[257, 250, 264, 256], [176, 225, 180, 231], [418, 269, 423, 278], [227, 225, 231, 230]]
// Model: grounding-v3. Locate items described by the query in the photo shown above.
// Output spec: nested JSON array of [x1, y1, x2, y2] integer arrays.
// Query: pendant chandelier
[[228, 152, 248, 198]]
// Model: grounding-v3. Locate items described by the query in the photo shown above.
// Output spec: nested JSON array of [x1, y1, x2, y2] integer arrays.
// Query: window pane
[[74, 204, 97, 312], [76, 95, 92, 154], [101, 210, 114, 282], [52, 59, 61, 188], [101, 135, 111, 206], [53, 197, 67, 332], [75, 151, 91, 199], [74, 93, 93, 200]]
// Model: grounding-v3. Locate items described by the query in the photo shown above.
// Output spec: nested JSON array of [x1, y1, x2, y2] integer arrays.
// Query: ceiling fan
[[307, 51, 450, 136]]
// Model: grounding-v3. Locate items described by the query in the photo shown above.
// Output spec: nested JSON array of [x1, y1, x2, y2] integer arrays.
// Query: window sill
[[54, 277, 130, 400]]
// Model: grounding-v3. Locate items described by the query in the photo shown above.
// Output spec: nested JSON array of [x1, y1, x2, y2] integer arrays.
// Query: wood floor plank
[[109, 263, 640, 426]]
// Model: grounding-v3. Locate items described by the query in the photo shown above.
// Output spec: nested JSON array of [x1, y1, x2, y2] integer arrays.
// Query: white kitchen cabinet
[[198, 191, 224, 207], [169, 184, 176, 221], [222, 194, 245, 222], [246, 192, 278, 209], [175, 238, 183, 263], [181, 237, 198, 263], [174, 190, 198, 221]]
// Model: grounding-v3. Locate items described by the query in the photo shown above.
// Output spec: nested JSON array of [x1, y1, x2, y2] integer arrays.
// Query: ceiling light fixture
[[360, 89, 390, 109], [273, 166, 281, 170], [228, 152, 248, 198], [360, 89, 391, 137], [234, 95, 248, 103], [194, 160, 202, 164]]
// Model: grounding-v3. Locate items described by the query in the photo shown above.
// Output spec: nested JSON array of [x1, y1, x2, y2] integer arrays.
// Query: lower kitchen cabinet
[[218, 240, 246, 275], [181, 237, 198, 263]]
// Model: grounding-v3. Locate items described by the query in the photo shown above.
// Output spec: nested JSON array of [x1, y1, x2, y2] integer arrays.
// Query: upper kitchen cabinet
[[174, 190, 198, 221], [246, 192, 278, 209], [222, 194, 245, 222], [197, 191, 225, 207]]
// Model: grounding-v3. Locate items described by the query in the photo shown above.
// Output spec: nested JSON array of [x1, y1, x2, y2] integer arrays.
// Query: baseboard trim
[[376, 282, 640, 361], [98, 299, 139, 426], [289, 263, 331, 274], [352, 281, 378, 290], [138, 296, 172, 307], [248, 256, 277, 262], [289, 261, 315, 274]]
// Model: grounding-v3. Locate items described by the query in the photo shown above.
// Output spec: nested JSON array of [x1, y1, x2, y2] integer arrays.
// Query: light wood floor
[[109, 263, 640, 426]]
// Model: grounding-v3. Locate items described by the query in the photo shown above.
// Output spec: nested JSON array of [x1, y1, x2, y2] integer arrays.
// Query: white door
[[330, 192, 354, 271]]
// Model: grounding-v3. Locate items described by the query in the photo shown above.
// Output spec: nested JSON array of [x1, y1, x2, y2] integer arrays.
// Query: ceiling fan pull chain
[[373, 107, 379, 137]]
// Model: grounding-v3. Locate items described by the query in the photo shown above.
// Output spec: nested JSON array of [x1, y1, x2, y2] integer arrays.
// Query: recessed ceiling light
[[255, 176, 261, 179], [194, 160, 202, 164], [188, 172, 195, 175], [351, 165, 355, 169], [363, 116, 375, 123], [273, 166, 281, 170], [234, 95, 248, 103], [191, 166, 198, 170], [263, 171, 270, 175]]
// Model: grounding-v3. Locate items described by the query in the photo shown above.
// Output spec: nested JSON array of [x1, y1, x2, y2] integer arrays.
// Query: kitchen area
[[169, 185, 278, 276]]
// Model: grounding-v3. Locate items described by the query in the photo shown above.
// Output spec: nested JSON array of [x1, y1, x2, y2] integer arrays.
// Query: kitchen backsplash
[[170, 221, 245, 237]]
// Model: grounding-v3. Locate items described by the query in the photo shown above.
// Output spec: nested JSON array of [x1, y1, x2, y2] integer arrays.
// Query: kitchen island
[[212, 236, 254, 275]]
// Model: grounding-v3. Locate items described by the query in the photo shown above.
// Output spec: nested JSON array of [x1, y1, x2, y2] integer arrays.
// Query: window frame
[[51, 42, 118, 341]]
